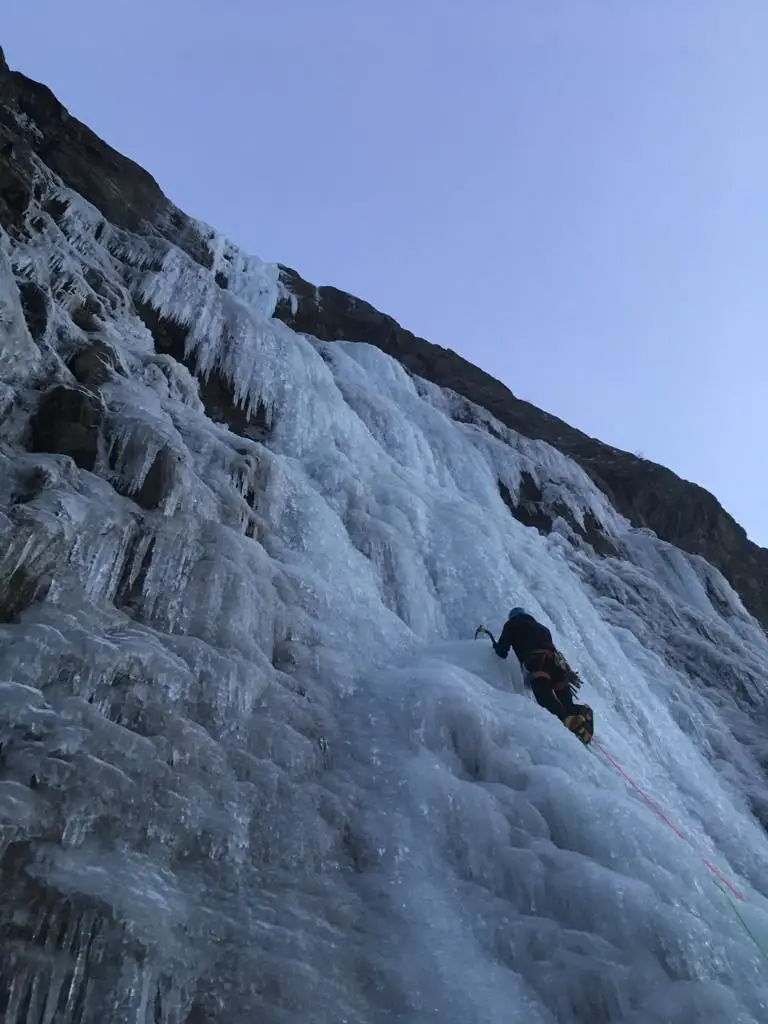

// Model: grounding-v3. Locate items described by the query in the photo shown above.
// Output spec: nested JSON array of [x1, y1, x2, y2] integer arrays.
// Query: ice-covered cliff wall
[[3, 51, 768, 1024]]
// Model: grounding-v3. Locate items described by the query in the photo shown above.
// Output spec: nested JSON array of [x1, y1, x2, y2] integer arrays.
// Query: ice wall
[[2, 161, 768, 1023]]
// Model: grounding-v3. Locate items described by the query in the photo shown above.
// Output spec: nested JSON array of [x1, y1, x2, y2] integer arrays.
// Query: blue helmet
[[507, 606, 528, 620]]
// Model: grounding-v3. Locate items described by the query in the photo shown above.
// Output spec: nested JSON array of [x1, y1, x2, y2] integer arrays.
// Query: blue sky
[[5, 1, 768, 543]]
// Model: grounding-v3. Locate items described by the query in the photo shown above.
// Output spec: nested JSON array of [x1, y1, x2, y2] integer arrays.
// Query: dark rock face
[[0, 52, 161, 235], [0, 565, 52, 623], [274, 266, 768, 628], [498, 474, 619, 558], [30, 385, 103, 471], [108, 438, 177, 512], [17, 280, 48, 341], [0, 147, 31, 234], [67, 341, 120, 387], [0, 46, 209, 269]]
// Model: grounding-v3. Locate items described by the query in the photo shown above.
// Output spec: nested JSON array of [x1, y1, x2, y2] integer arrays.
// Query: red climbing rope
[[593, 740, 745, 902]]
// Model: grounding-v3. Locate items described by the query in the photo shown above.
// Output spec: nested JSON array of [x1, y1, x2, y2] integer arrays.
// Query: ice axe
[[474, 625, 497, 645]]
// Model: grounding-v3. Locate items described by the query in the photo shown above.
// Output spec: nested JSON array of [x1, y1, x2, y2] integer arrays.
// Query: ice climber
[[490, 607, 594, 744]]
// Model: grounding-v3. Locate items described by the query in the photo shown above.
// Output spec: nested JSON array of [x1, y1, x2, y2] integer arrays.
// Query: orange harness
[[524, 649, 569, 690]]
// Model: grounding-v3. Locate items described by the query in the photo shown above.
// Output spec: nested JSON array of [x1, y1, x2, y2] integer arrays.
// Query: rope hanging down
[[593, 741, 744, 901], [475, 621, 766, 960], [594, 741, 768, 964]]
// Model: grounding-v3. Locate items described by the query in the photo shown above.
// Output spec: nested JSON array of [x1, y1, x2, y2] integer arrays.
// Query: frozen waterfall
[[2, 174, 768, 1023]]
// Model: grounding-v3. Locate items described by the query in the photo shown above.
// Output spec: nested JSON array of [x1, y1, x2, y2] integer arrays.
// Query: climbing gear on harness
[[555, 650, 582, 691], [523, 648, 560, 683], [522, 649, 581, 704]]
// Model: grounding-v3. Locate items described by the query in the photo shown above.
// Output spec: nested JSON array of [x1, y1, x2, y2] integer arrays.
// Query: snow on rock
[[1, 154, 768, 1024]]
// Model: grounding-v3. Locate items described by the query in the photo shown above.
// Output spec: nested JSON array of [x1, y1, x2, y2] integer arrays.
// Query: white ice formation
[[2, 153, 768, 1024]]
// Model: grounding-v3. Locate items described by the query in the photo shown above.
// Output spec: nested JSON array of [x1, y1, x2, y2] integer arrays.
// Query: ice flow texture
[[2, 169, 768, 1023]]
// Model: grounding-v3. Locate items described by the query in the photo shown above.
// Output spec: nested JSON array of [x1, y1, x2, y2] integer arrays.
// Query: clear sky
[[4, 1, 768, 543]]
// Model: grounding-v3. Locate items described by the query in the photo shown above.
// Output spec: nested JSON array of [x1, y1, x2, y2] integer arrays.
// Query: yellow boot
[[563, 706, 594, 745]]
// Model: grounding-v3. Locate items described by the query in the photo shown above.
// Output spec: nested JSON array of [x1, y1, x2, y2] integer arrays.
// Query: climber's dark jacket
[[494, 613, 554, 662], [494, 613, 574, 719]]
